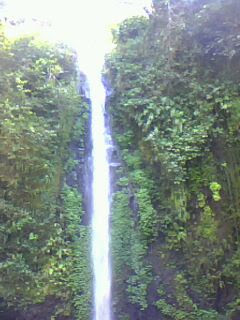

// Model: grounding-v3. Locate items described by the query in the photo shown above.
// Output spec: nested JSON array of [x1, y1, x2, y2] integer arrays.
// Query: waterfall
[[89, 71, 112, 320]]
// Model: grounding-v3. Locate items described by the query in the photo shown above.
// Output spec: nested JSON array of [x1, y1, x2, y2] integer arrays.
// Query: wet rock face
[[66, 73, 92, 227], [82, 111, 93, 226], [0, 299, 71, 320], [102, 75, 113, 98], [79, 72, 90, 100], [231, 311, 240, 320], [0, 309, 20, 320], [103, 80, 122, 196]]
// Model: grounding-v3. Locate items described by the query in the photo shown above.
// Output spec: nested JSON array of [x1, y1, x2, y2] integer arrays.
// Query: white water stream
[[89, 72, 112, 320]]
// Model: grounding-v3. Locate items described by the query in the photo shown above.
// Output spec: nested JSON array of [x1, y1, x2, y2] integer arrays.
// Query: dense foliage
[[0, 24, 91, 319], [105, 0, 240, 319]]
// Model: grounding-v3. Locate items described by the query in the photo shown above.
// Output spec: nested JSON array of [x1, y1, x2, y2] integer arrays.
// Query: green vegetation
[[105, 0, 240, 318], [0, 23, 91, 319]]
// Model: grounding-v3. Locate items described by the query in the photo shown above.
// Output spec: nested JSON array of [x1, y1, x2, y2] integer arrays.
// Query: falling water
[[89, 71, 112, 320]]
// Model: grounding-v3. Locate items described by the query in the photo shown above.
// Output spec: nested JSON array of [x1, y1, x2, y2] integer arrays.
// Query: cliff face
[[105, 1, 240, 319], [0, 26, 92, 320]]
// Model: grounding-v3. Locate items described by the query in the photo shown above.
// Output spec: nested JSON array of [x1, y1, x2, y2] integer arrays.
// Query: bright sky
[[2, 0, 152, 73]]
